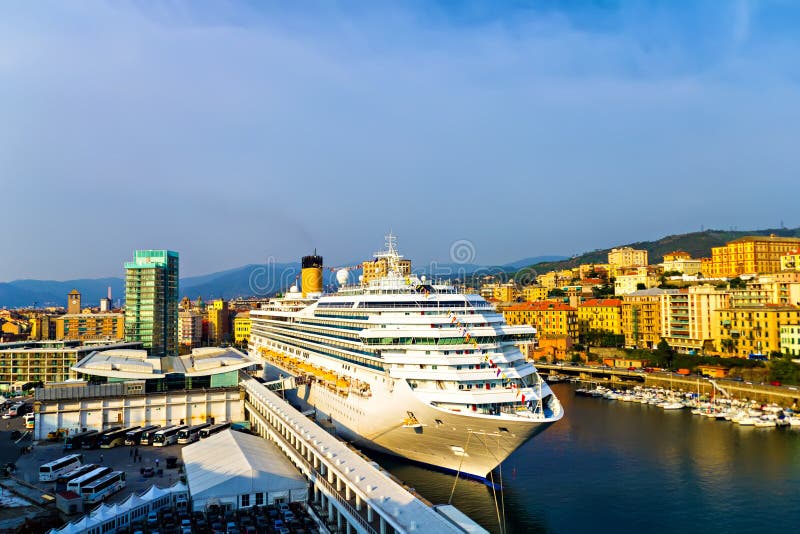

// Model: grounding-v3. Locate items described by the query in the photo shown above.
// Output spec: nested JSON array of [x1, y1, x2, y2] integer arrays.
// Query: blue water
[[375, 383, 800, 533]]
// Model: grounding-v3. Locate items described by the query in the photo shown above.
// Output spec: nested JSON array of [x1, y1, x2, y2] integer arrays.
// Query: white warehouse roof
[[182, 430, 307, 502]]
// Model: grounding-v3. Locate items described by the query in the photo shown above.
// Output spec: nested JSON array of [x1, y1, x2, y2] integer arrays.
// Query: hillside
[[0, 255, 566, 307], [526, 227, 800, 273]]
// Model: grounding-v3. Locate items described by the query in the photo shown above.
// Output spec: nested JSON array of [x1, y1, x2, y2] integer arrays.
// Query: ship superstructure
[[249, 235, 563, 479]]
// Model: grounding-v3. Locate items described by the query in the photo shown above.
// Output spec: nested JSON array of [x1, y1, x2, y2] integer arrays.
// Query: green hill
[[527, 227, 800, 273]]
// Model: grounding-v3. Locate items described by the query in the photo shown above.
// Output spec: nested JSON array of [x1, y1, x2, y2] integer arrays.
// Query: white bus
[[82, 471, 126, 504], [100, 426, 140, 449], [200, 422, 231, 439], [39, 454, 83, 482], [176, 423, 211, 444], [66, 466, 113, 494], [152, 425, 186, 447], [126, 425, 160, 446]]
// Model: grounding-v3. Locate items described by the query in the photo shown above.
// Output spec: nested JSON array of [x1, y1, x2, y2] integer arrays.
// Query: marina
[[377, 382, 800, 533]]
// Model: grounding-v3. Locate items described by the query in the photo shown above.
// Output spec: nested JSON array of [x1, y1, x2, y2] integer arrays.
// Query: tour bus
[[176, 423, 211, 445], [66, 466, 113, 494], [24, 413, 35, 429], [125, 425, 159, 446], [140, 426, 168, 446], [81, 471, 126, 504], [55, 464, 98, 492], [81, 426, 122, 449], [199, 422, 231, 439], [64, 430, 98, 451], [100, 426, 140, 449], [38, 454, 83, 482], [152, 425, 186, 447]]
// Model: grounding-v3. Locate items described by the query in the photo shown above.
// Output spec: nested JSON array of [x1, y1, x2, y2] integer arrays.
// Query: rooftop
[[506, 301, 576, 312], [579, 298, 623, 307], [72, 346, 258, 379]]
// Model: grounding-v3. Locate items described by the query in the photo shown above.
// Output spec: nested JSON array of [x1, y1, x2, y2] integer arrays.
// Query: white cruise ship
[[249, 236, 563, 481]]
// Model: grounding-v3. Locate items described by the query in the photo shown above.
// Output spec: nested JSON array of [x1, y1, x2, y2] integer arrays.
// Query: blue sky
[[2, 1, 799, 280]]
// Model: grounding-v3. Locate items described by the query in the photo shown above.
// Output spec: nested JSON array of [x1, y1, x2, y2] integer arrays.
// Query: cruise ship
[[249, 236, 563, 481]]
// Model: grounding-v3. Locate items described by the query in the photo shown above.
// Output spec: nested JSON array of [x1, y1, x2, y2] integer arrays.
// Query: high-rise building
[[178, 310, 203, 349], [67, 289, 81, 315], [124, 250, 179, 356], [207, 299, 230, 344]]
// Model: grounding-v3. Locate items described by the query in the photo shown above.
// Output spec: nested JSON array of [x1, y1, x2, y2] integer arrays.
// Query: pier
[[536, 363, 800, 406], [240, 373, 486, 534]]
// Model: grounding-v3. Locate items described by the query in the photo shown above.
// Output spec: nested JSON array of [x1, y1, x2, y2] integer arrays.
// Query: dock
[[537, 363, 800, 406], [240, 373, 488, 534]]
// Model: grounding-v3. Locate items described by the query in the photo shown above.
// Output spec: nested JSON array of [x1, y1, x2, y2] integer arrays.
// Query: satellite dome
[[290, 284, 299, 293], [336, 269, 349, 285], [420, 275, 427, 282]]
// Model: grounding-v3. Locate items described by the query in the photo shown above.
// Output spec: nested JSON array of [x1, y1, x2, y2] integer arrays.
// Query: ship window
[[435, 419, 443, 426], [499, 427, 509, 433]]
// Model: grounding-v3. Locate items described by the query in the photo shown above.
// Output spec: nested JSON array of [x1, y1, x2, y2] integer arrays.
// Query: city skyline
[[3, 1, 800, 280]]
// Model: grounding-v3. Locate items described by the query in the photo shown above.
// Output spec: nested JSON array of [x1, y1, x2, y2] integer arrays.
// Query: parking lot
[[13, 438, 188, 502]]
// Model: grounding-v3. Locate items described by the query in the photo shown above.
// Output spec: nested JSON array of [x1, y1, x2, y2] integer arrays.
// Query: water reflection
[[380, 383, 800, 533]]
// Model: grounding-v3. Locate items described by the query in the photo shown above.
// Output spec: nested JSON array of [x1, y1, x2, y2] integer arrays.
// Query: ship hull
[[269, 362, 558, 480]]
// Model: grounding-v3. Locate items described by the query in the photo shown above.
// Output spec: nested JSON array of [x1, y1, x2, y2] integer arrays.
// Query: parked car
[[143, 467, 155, 478]]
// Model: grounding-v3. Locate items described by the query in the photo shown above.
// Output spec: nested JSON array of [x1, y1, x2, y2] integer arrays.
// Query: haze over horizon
[[2, 1, 800, 281]]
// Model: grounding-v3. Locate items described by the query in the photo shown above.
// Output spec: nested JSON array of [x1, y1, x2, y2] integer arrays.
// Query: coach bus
[[39, 454, 83, 482], [81, 471, 126, 504], [199, 422, 231, 439], [55, 464, 98, 491], [125, 425, 159, 446], [81, 426, 122, 449], [152, 425, 186, 447], [176, 423, 211, 444], [100, 426, 140, 449], [64, 430, 98, 451], [66, 466, 113, 494]]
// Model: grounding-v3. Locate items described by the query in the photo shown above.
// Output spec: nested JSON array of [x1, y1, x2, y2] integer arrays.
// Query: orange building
[[55, 313, 125, 341]]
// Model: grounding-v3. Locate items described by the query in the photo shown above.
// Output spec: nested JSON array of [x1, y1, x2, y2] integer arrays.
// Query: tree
[[655, 339, 676, 369], [636, 283, 647, 290], [769, 354, 800, 385], [720, 338, 736, 355], [548, 288, 566, 298]]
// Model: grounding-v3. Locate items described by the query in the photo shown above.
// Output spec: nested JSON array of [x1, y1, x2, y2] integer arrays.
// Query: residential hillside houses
[[485, 235, 800, 359]]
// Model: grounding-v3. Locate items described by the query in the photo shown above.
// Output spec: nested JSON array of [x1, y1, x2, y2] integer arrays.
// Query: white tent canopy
[[182, 429, 307, 510]]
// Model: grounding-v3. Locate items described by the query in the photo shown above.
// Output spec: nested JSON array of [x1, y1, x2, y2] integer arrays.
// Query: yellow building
[[207, 299, 230, 344], [661, 251, 702, 275], [522, 285, 549, 302], [480, 282, 519, 302], [707, 235, 800, 278], [780, 249, 800, 271], [614, 266, 660, 296], [536, 270, 574, 290], [608, 247, 648, 274], [55, 313, 125, 341], [362, 257, 412, 284], [622, 289, 664, 349], [233, 311, 251, 345], [503, 301, 578, 340], [660, 286, 731, 353], [0, 340, 141, 385], [577, 299, 623, 336], [712, 305, 800, 358]]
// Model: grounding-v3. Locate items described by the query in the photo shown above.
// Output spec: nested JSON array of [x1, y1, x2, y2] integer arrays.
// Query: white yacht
[[249, 236, 563, 481]]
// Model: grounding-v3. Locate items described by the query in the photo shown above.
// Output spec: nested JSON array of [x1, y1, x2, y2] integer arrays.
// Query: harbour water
[[376, 382, 800, 533]]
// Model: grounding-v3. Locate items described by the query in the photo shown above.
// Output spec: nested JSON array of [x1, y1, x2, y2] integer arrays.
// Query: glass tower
[[124, 250, 179, 356]]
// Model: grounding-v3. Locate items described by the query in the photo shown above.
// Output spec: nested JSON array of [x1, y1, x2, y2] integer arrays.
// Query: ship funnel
[[301, 253, 323, 297]]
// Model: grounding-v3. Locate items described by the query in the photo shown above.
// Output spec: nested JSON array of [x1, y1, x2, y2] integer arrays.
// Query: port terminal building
[[32, 347, 257, 439]]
